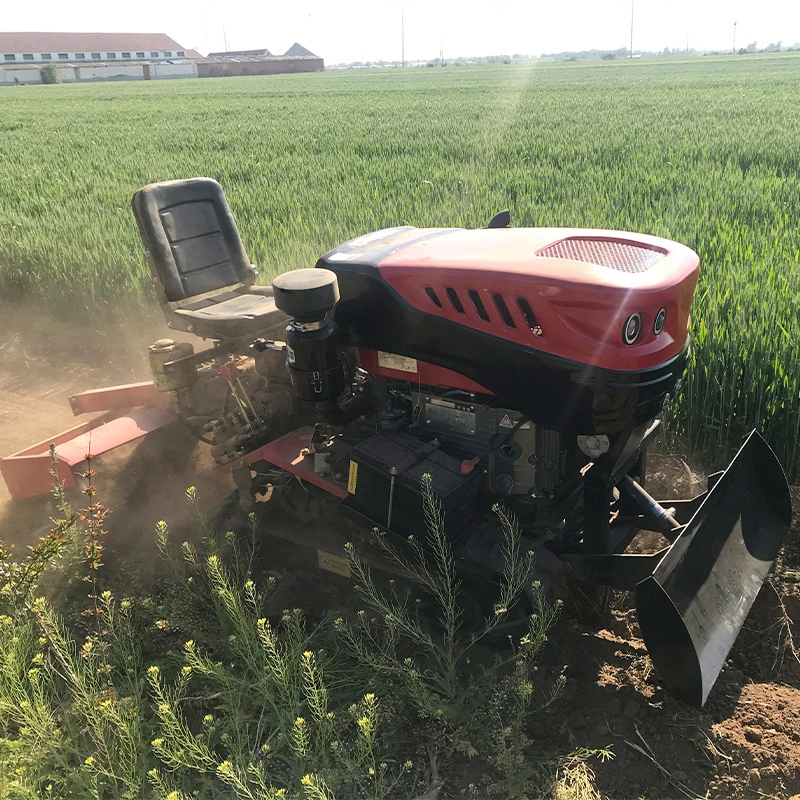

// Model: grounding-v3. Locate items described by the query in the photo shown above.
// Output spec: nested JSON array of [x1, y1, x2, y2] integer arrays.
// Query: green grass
[[1, 55, 799, 477]]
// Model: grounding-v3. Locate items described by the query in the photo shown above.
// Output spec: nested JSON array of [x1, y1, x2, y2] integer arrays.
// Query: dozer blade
[[636, 430, 791, 707]]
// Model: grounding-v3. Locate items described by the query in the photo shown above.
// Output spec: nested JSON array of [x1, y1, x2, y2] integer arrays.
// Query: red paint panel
[[1, 454, 76, 501], [69, 382, 169, 416], [354, 348, 491, 393], [1, 406, 176, 501], [53, 407, 176, 465], [377, 228, 699, 372], [229, 426, 349, 499]]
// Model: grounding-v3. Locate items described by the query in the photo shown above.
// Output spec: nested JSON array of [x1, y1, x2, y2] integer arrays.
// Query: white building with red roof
[[0, 32, 202, 64]]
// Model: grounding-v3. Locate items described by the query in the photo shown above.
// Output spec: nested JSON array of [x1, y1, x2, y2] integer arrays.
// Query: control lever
[[250, 338, 286, 353]]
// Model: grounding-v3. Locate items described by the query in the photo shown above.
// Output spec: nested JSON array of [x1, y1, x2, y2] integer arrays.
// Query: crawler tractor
[[2, 178, 790, 707]]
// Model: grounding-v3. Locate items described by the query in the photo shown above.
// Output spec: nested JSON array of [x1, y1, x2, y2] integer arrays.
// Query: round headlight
[[654, 307, 666, 335], [623, 313, 642, 345]]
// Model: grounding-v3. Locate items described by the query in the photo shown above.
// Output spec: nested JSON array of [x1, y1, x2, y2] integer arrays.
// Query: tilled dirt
[[0, 320, 798, 799], [534, 483, 800, 800]]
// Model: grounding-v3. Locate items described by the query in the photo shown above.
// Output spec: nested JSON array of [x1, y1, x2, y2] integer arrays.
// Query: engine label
[[426, 398, 477, 435], [377, 351, 418, 373], [347, 460, 358, 494]]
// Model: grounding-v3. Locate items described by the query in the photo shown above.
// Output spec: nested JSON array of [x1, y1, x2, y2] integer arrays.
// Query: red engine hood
[[327, 226, 699, 373]]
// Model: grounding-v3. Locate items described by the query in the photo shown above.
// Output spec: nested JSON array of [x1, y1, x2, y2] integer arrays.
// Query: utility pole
[[733, 21, 737, 54], [401, 10, 405, 68], [440, 39, 444, 66], [630, 0, 634, 58], [223, 26, 229, 53]]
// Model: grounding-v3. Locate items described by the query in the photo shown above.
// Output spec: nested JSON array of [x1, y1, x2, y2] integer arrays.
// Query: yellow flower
[[301, 775, 312, 785], [84, 756, 95, 766], [368, 767, 375, 776], [151, 738, 164, 748], [147, 665, 159, 676]]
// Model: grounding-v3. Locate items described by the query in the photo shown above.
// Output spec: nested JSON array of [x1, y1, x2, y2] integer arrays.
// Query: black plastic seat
[[131, 178, 285, 340]]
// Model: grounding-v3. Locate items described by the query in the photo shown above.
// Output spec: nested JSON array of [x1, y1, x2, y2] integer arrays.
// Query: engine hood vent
[[537, 236, 667, 274]]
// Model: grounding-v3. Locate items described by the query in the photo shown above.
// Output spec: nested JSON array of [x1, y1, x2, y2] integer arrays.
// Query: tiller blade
[[635, 430, 791, 707]]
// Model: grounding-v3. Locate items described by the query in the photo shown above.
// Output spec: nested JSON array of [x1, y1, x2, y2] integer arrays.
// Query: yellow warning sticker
[[347, 460, 358, 494], [318, 550, 351, 578]]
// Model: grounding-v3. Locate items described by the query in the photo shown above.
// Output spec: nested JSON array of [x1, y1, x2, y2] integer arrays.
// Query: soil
[[0, 315, 798, 800]]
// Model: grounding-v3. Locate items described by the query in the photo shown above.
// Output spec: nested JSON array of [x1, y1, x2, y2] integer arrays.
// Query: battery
[[339, 428, 479, 540]]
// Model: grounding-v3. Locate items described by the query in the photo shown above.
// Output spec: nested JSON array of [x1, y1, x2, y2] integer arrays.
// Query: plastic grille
[[538, 237, 666, 273]]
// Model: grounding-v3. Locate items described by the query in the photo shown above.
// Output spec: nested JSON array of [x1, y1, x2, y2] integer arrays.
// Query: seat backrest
[[132, 178, 254, 303]]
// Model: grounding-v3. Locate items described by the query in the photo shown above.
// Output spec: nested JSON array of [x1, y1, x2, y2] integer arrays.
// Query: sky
[[4, 0, 800, 63]]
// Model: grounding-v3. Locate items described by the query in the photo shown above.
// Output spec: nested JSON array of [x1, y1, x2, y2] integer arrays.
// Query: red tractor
[[2, 178, 790, 707]]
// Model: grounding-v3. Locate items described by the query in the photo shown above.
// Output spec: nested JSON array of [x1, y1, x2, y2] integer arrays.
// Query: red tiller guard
[[1, 382, 175, 500]]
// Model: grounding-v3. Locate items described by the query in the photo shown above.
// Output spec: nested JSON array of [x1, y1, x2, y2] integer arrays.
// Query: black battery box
[[339, 428, 480, 540]]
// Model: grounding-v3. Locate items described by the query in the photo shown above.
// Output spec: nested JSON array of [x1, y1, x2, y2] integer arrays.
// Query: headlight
[[654, 307, 666, 335], [623, 313, 642, 345]]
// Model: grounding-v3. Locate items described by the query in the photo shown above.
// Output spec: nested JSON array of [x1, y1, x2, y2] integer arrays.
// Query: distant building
[[0, 32, 201, 64], [197, 55, 323, 78], [284, 42, 316, 57], [207, 44, 318, 59], [207, 48, 272, 58], [197, 42, 323, 78]]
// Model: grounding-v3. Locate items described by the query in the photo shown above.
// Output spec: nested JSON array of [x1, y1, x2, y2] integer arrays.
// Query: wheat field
[[1, 55, 799, 475]]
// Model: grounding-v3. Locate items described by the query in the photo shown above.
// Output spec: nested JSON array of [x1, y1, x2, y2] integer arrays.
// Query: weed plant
[[0, 469, 607, 799]]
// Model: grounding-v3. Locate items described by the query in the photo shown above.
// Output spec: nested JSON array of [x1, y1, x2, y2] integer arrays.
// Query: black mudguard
[[636, 430, 791, 707]]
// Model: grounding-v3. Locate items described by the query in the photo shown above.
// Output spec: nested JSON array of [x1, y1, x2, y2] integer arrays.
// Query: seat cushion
[[175, 290, 286, 339], [132, 178, 253, 302]]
